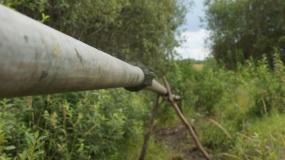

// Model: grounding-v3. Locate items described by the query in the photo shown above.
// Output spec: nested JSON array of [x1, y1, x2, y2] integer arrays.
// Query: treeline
[[205, 0, 285, 69]]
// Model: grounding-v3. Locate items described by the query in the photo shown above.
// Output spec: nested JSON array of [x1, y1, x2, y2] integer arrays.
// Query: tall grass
[[178, 55, 285, 159]]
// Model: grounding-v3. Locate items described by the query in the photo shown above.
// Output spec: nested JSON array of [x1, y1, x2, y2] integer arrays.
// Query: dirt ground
[[154, 125, 208, 160]]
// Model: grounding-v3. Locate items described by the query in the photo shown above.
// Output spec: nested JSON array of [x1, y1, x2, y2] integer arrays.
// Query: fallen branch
[[163, 77, 211, 160], [220, 153, 242, 160], [208, 119, 233, 140]]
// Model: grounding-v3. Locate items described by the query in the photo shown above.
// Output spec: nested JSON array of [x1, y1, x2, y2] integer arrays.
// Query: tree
[[2, 0, 186, 72], [205, 0, 285, 69]]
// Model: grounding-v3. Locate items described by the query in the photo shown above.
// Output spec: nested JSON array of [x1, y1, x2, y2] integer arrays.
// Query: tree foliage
[[205, 0, 285, 69], [0, 1, 188, 159], [2, 0, 186, 72]]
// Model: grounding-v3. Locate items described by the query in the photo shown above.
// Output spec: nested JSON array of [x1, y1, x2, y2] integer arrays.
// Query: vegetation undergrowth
[[176, 55, 285, 160], [0, 89, 170, 159], [1, 0, 285, 159], [1, 57, 285, 159]]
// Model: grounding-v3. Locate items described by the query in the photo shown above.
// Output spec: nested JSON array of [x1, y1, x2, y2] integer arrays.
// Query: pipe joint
[[125, 62, 154, 92]]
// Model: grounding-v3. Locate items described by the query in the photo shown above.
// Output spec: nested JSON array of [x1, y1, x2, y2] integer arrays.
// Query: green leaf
[[37, 135, 47, 141], [35, 141, 45, 150], [5, 145, 16, 150], [25, 132, 35, 146], [34, 131, 39, 139], [34, 150, 45, 155]]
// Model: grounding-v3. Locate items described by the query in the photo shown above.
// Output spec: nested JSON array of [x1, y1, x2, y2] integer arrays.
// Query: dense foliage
[[186, 56, 285, 159], [2, 56, 285, 159], [0, 0, 188, 159], [0, 90, 152, 159], [205, 0, 285, 69], [2, 0, 186, 72], [1, 0, 285, 159]]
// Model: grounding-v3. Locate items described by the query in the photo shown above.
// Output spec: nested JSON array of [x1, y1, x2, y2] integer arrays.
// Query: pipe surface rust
[[0, 5, 168, 98]]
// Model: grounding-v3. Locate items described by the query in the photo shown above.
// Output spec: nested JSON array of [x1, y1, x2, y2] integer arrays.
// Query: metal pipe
[[145, 80, 167, 95], [146, 80, 181, 100], [0, 5, 168, 98]]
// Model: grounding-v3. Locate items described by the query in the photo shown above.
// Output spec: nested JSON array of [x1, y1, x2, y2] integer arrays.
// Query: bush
[[178, 55, 285, 159], [0, 89, 150, 159]]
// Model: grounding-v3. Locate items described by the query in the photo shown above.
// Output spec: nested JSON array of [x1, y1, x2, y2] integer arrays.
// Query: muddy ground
[[153, 125, 209, 160]]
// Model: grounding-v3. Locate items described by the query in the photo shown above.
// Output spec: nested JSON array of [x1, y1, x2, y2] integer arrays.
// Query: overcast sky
[[175, 0, 210, 60]]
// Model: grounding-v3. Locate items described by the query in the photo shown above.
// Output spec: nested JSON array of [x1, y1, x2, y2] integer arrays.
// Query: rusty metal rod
[[0, 4, 168, 98]]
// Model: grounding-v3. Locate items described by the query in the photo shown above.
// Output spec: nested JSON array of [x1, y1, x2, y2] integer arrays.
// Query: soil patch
[[154, 125, 206, 160]]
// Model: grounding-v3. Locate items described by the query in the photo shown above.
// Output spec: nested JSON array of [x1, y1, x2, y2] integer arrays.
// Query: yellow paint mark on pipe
[[53, 43, 61, 57]]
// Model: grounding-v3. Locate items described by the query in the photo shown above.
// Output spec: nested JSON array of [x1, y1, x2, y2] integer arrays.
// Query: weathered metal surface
[[145, 80, 167, 95], [0, 5, 171, 98], [0, 5, 146, 98]]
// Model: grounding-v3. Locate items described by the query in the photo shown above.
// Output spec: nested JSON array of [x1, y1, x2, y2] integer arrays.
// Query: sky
[[175, 0, 210, 60]]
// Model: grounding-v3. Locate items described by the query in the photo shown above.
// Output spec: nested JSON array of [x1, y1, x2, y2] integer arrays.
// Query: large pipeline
[[0, 5, 169, 98]]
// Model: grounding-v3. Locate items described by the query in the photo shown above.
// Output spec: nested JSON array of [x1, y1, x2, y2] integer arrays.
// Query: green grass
[[116, 136, 182, 160], [231, 113, 285, 160], [178, 57, 285, 160]]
